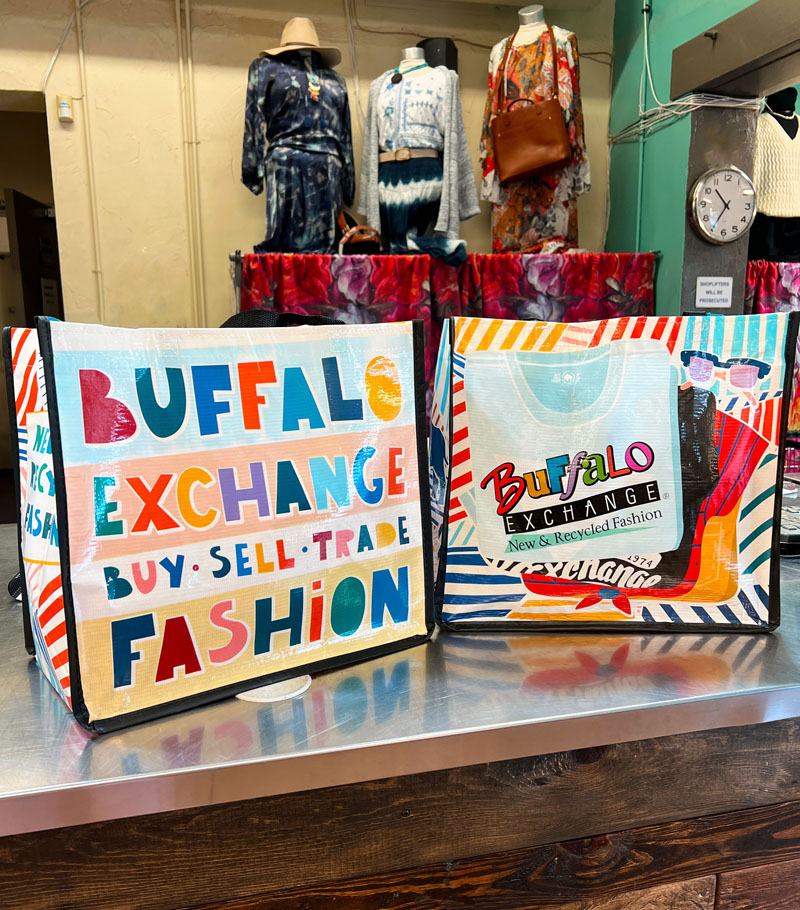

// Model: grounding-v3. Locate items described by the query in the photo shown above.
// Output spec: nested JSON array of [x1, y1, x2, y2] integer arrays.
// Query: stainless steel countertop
[[2, 522, 800, 837]]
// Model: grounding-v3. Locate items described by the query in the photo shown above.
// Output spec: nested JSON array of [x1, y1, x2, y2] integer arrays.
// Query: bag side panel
[[429, 319, 454, 617], [13, 324, 72, 706], [3, 327, 34, 653]]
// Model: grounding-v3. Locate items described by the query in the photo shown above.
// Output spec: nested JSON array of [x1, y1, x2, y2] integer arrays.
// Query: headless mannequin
[[748, 87, 800, 261], [514, 4, 547, 46], [765, 87, 799, 139]]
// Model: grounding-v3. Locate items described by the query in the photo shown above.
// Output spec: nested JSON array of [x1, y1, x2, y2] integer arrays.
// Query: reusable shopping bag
[[430, 313, 798, 631], [4, 313, 433, 731]]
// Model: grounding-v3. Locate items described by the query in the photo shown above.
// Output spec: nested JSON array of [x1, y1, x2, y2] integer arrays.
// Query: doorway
[[0, 90, 61, 523]]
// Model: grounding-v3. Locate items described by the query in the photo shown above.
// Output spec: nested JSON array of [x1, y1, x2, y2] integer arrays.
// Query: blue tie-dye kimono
[[242, 51, 355, 253]]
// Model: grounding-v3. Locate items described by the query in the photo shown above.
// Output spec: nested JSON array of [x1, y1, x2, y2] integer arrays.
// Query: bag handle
[[220, 310, 343, 329], [495, 24, 559, 113], [338, 225, 382, 255]]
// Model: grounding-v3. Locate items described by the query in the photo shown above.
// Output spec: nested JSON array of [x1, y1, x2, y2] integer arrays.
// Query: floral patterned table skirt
[[240, 252, 656, 412]]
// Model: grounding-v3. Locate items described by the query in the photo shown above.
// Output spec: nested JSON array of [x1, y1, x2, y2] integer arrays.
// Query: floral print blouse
[[479, 27, 590, 250]]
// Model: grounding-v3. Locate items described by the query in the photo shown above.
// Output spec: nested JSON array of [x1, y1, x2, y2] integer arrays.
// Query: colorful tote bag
[[5, 314, 433, 732], [430, 314, 798, 631]]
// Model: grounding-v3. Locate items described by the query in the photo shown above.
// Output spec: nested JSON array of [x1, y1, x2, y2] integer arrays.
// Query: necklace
[[391, 62, 428, 84]]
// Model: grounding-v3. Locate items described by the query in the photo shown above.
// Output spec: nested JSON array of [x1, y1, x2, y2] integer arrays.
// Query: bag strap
[[494, 25, 559, 110], [494, 29, 517, 112], [546, 25, 559, 102], [220, 310, 343, 329]]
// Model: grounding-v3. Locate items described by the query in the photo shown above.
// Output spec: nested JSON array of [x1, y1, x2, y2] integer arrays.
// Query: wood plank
[[193, 877, 718, 910], [718, 857, 800, 909], [3, 719, 800, 910], [172, 802, 800, 910]]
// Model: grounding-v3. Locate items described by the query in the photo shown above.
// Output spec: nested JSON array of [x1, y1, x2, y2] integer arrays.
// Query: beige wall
[[0, 109, 55, 467], [0, 0, 614, 331]]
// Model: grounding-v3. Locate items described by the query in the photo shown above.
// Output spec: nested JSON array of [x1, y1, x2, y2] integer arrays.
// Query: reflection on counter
[[441, 632, 775, 701], [22, 621, 784, 786]]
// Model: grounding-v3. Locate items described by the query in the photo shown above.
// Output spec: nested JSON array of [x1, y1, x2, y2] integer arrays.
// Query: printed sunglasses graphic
[[681, 350, 771, 405]]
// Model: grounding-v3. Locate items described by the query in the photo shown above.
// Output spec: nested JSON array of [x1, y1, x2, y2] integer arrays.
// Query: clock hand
[[715, 189, 730, 211]]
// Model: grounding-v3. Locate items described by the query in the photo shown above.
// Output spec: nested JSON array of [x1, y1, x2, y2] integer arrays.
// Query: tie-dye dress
[[242, 51, 355, 254], [479, 27, 591, 253]]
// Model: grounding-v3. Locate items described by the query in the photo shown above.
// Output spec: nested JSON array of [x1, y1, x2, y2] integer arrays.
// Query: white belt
[[379, 148, 441, 163]]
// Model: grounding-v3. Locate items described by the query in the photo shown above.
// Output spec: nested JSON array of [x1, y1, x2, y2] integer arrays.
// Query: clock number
[[714, 178, 719, 185], [721, 229, 727, 237], [745, 203, 752, 210], [725, 174, 732, 182], [703, 215, 710, 222], [733, 225, 739, 233], [741, 216, 747, 223], [700, 200, 706, 207], [705, 187, 711, 195]]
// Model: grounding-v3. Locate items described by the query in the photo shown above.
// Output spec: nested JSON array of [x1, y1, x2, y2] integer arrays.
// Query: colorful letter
[[80, 369, 137, 445], [282, 367, 325, 431], [322, 356, 363, 422], [238, 361, 276, 431], [94, 475, 124, 537], [353, 446, 383, 505], [111, 613, 156, 688], [208, 600, 250, 665], [218, 462, 270, 522], [155, 615, 203, 682], [135, 367, 186, 438], [127, 474, 180, 533], [176, 466, 218, 530], [254, 589, 304, 655], [191, 364, 232, 436]]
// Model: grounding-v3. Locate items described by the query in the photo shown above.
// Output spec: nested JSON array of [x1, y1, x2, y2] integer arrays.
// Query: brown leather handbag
[[490, 25, 571, 184], [336, 210, 382, 255]]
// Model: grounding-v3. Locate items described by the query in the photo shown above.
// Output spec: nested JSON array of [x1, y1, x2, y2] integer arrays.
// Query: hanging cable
[[41, 0, 94, 94]]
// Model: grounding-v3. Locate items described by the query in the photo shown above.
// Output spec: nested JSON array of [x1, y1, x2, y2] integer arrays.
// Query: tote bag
[[430, 313, 798, 631], [4, 313, 433, 731]]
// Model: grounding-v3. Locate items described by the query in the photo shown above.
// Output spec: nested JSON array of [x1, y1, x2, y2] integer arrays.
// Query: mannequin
[[748, 87, 800, 262], [479, 6, 590, 252], [241, 18, 355, 254], [358, 40, 479, 263]]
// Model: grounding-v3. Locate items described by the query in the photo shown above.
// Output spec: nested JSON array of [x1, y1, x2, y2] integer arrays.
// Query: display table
[[3, 521, 800, 909]]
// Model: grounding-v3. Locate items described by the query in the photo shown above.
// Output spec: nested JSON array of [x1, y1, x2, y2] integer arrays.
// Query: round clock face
[[690, 166, 756, 244]]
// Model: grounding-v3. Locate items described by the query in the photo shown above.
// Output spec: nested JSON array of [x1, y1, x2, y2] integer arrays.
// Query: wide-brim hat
[[262, 17, 341, 68]]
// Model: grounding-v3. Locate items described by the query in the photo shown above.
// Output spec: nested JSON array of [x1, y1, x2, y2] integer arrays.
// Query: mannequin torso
[[765, 88, 798, 139]]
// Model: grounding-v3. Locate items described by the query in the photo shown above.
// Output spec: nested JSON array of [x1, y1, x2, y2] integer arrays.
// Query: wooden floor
[[3, 717, 800, 909]]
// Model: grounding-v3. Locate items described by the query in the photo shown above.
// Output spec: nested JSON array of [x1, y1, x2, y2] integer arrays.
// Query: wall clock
[[689, 165, 756, 244]]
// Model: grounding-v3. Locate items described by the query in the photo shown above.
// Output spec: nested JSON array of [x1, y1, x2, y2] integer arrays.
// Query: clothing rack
[[229, 250, 243, 310]]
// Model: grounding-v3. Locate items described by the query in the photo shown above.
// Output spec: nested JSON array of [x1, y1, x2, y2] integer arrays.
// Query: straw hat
[[262, 17, 342, 68]]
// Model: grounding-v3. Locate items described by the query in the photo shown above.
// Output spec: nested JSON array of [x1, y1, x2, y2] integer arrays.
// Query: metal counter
[[2, 524, 800, 837]]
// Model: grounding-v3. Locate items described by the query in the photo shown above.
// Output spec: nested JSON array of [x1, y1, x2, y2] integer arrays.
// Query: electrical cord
[[610, 3, 759, 146], [41, 0, 94, 93]]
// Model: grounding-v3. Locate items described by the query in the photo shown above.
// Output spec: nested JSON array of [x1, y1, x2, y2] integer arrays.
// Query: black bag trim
[[433, 320, 456, 622], [36, 317, 90, 725], [768, 310, 800, 628], [220, 310, 343, 329], [436, 313, 797, 635], [40, 316, 433, 732], [412, 320, 436, 635], [3, 327, 35, 655]]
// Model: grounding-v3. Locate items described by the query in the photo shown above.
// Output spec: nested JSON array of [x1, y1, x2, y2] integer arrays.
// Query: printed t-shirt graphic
[[465, 342, 684, 562]]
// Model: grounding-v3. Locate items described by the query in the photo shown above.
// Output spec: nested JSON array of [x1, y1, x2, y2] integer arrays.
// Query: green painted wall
[[606, 0, 759, 315]]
